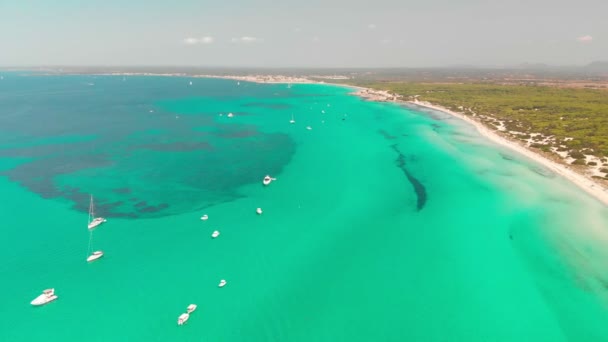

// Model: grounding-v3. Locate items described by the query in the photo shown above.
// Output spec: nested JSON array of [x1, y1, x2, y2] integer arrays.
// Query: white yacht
[[200, 214, 209, 221], [31, 289, 58, 306], [289, 113, 295, 124], [212, 230, 220, 238], [218, 279, 227, 287], [187, 304, 197, 314], [306, 126, 312, 130], [263, 175, 275, 186], [87, 251, 104, 262], [227, 112, 234, 118], [256, 208, 263, 215], [87, 195, 106, 230], [177, 313, 190, 325]]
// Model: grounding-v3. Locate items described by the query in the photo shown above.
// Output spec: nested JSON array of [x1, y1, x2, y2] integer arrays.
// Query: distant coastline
[[37, 71, 608, 206], [352, 87, 608, 206]]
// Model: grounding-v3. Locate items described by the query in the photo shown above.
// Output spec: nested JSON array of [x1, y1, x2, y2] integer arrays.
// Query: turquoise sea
[[1, 73, 608, 341]]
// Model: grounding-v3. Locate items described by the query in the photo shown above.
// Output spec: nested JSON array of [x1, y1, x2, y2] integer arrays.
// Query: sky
[[0, 0, 606, 67]]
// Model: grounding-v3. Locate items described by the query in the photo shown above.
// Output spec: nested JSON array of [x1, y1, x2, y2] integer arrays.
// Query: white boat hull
[[31, 290, 58, 306], [87, 251, 104, 262], [263, 175, 274, 186], [178, 313, 190, 325], [88, 218, 106, 230]]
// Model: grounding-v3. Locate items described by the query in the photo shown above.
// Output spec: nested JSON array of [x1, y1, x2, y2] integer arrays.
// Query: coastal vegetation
[[346, 81, 608, 178]]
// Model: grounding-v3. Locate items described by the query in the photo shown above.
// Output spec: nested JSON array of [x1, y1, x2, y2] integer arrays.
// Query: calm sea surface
[[1, 74, 607, 341]]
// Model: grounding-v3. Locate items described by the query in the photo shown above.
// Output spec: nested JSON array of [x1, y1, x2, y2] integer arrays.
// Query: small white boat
[[237, 81, 240, 86], [187, 304, 197, 314], [88, 217, 106, 230], [87, 195, 106, 230], [212, 230, 220, 238], [200, 214, 209, 221], [218, 279, 227, 287], [256, 208, 263, 215], [177, 313, 189, 325], [31, 289, 58, 306], [263, 175, 273, 186], [306, 126, 312, 130], [289, 113, 295, 124], [189, 81, 193, 86], [87, 251, 104, 262], [227, 113, 234, 118], [321, 110, 325, 114]]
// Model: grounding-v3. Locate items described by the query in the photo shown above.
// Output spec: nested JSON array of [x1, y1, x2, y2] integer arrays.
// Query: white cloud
[[231, 36, 262, 43], [368, 24, 376, 29], [183, 36, 214, 45], [577, 35, 593, 43]]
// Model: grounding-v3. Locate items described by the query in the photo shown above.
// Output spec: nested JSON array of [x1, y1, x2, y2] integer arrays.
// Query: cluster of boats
[[32, 195, 106, 306], [178, 304, 198, 325], [33, 174, 276, 324]]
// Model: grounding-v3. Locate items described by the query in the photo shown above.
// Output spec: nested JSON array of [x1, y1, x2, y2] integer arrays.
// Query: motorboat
[[87, 251, 104, 262], [227, 112, 234, 118], [263, 175, 274, 186], [187, 304, 197, 314], [177, 313, 190, 325], [189, 81, 193, 86], [256, 208, 263, 215], [212, 230, 220, 238], [31, 289, 58, 306], [289, 113, 295, 124], [218, 279, 227, 288], [306, 126, 312, 130], [200, 214, 209, 221]]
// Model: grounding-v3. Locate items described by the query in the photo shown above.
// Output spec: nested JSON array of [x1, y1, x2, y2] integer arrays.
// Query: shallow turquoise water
[[1, 74, 608, 341]]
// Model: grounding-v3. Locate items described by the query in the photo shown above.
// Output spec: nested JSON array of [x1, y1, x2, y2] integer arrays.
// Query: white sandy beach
[[406, 100, 608, 207], [196, 75, 608, 207], [71, 72, 608, 206]]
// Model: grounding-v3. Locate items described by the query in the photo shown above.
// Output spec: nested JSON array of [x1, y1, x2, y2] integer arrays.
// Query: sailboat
[[87, 195, 106, 230], [86, 195, 105, 262], [289, 113, 295, 124]]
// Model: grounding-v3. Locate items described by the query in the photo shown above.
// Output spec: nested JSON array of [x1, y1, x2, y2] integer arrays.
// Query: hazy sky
[[0, 0, 606, 67]]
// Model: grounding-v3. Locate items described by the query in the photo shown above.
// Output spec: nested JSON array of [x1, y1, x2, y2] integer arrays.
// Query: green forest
[[351, 82, 608, 159]]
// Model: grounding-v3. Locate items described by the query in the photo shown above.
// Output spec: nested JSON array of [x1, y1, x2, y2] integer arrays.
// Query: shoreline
[[37, 71, 608, 206], [400, 99, 608, 206]]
